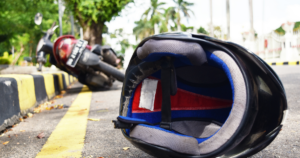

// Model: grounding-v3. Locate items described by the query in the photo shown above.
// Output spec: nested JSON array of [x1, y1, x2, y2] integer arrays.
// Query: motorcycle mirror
[[23, 57, 32, 62], [34, 13, 43, 25]]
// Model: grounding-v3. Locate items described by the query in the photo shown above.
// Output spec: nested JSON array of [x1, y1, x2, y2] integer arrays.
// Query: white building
[[241, 21, 300, 62]]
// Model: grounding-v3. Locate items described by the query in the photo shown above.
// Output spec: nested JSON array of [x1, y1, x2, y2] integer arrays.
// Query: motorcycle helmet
[[113, 33, 287, 158]]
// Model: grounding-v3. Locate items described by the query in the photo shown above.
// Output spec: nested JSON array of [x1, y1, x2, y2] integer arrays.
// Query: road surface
[[0, 66, 299, 158]]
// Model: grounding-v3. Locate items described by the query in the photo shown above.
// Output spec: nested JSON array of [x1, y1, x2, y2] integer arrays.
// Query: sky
[[106, 0, 300, 44]]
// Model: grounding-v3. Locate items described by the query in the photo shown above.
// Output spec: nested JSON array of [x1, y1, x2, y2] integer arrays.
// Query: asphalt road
[[0, 66, 300, 158]]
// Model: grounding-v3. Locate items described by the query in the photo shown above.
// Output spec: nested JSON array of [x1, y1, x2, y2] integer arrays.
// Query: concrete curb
[[0, 72, 77, 131], [267, 61, 300, 66]]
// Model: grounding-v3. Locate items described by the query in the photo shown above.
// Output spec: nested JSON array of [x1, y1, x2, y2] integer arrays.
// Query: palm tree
[[161, 7, 176, 32], [172, 0, 194, 31], [133, 19, 154, 41], [142, 0, 165, 20], [142, 0, 165, 33], [133, 0, 166, 41]]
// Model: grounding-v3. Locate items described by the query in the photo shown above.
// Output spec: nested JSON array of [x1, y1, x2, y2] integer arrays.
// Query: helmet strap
[[160, 57, 177, 130]]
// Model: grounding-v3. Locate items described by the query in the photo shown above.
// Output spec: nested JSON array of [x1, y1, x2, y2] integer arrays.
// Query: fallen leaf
[[53, 104, 64, 109], [2, 141, 9, 145], [20, 130, 25, 132], [123, 147, 130, 150], [19, 118, 24, 122], [61, 90, 66, 94], [54, 95, 63, 99], [8, 135, 10, 138], [12, 125, 17, 128], [15, 135, 18, 137], [23, 116, 28, 119], [98, 157, 104, 158], [88, 118, 100, 121], [57, 104, 64, 109], [0, 133, 4, 137], [33, 108, 41, 113], [46, 106, 54, 110], [9, 129, 12, 131], [27, 113, 33, 118], [37, 133, 45, 139]]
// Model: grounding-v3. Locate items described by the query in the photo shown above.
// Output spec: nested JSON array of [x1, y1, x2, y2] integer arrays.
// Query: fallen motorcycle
[[35, 16, 124, 89]]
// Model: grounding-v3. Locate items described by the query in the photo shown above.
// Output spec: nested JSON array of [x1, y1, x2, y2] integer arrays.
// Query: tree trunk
[[83, 21, 104, 46], [177, 8, 181, 31], [12, 44, 24, 67]]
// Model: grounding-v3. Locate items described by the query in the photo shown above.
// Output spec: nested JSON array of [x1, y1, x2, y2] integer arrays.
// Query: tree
[[133, 0, 166, 41], [180, 24, 193, 32], [0, 0, 66, 64], [133, 0, 194, 41], [133, 19, 154, 41], [172, 0, 194, 31], [64, 0, 133, 46], [142, 0, 165, 20], [197, 27, 208, 35], [162, 7, 177, 32], [213, 26, 222, 39]]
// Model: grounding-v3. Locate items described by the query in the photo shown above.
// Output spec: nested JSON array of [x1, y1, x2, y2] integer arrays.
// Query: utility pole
[[226, 0, 230, 40], [249, 0, 254, 40], [58, 0, 65, 36], [70, 13, 75, 36], [80, 28, 83, 40], [210, 0, 213, 37]]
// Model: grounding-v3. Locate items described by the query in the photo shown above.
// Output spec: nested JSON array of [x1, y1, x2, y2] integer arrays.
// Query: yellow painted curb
[[41, 74, 56, 99], [0, 74, 36, 112]]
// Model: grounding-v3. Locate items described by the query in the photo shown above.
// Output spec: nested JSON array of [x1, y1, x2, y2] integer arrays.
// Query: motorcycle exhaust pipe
[[79, 49, 125, 82], [93, 61, 125, 82]]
